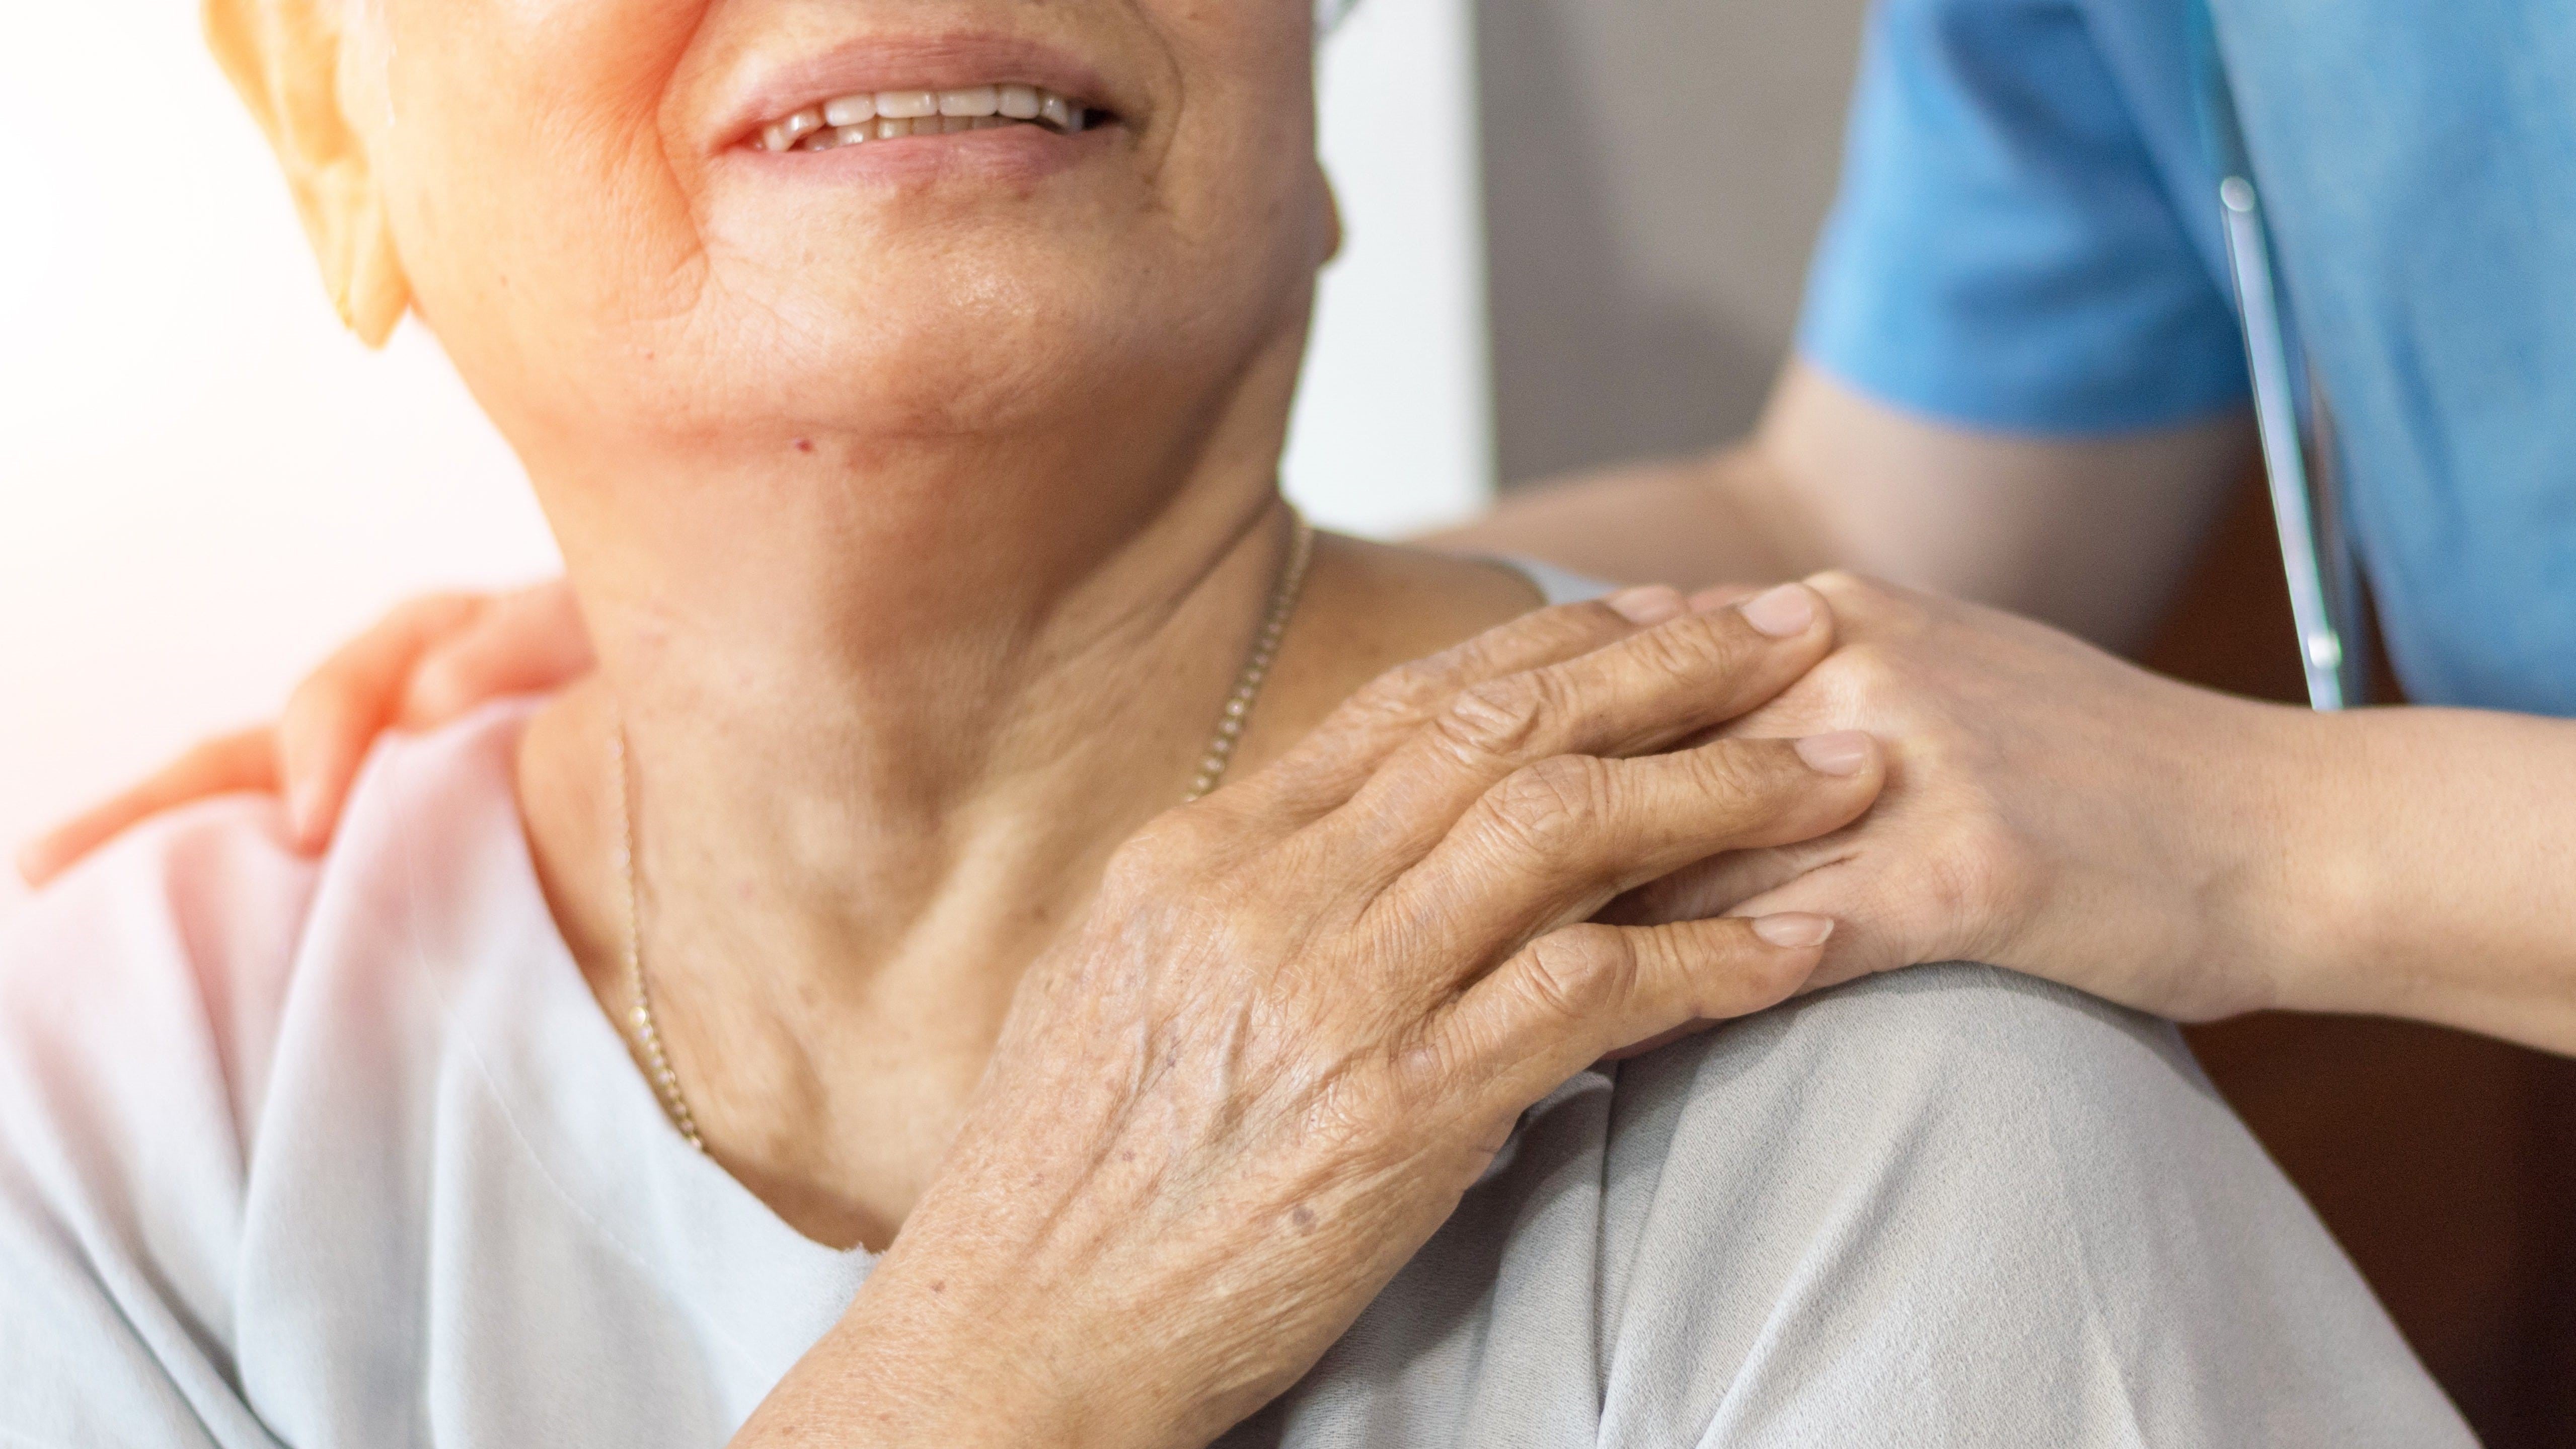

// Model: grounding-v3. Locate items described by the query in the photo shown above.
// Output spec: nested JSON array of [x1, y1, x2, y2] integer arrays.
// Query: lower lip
[[731, 123, 1110, 186]]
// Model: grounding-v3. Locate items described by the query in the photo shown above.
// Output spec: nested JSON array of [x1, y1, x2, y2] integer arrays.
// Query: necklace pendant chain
[[1189, 513, 1315, 802], [613, 509, 1317, 1153], [611, 728, 708, 1153]]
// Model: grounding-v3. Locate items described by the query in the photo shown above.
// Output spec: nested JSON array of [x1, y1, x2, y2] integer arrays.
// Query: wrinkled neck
[[603, 481, 1291, 967], [552, 449, 1295, 975], [521, 307, 1301, 977], [506, 339, 1324, 1247]]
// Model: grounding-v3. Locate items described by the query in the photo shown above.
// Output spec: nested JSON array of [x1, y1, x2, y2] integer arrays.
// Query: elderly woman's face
[[357, 0, 1332, 453]]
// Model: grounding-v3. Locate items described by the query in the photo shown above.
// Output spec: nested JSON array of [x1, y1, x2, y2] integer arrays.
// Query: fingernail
[[1752, 913, 1836, 949], [1739, 583, 1817, 639], [1606, 585, 1687, 625], [1795, 731, 1873, 777]]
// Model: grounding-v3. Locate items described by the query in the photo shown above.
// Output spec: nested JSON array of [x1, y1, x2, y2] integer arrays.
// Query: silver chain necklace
[[611, 514, 1318, 1154]]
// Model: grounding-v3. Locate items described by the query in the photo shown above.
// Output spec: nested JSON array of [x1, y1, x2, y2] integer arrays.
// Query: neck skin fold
[[513, 325, 1324, 1248]]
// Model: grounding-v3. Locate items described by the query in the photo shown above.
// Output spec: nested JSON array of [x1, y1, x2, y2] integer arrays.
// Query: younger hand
[[1617, 573, 2305, 1023], [17, 580, 589, 885]]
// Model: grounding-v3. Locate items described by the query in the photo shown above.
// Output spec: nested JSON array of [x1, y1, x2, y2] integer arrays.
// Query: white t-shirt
[[0, 702, 2472, 1447]]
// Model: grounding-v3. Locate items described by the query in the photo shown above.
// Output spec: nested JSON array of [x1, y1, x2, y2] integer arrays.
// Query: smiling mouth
[[756, 84, 1103, 152]]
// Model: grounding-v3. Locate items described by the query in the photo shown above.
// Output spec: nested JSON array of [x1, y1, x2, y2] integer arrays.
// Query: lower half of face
[[367, 0, 1337, 464]]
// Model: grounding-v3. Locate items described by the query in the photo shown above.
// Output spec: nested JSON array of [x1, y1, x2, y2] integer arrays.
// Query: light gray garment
[[0, 710, 2471, 1446]]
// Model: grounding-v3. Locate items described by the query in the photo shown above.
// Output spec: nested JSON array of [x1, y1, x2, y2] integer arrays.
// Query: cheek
[[1148, 0, 1328, 251], [366, 0, 1335, 446], [372, 0, 711, 389]]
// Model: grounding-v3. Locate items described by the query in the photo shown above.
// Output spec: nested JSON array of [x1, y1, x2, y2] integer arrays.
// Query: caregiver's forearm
[[1428, 439, 1816, 598], [1431, 361, 2256, 654], [2264, 707, 2576, 1053]]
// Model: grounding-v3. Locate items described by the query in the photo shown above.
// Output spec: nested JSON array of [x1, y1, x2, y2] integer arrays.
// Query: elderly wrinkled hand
[[742, 589, 1885, 1446]]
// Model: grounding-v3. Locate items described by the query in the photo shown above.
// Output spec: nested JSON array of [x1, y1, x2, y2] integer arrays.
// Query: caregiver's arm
[[12, 362, 2248, 886], [15, 360, 2249, 888], [2258, 706, 2576, 1051], [1436, 359, 2257, 653], [1632, 575, 2576, 1057]]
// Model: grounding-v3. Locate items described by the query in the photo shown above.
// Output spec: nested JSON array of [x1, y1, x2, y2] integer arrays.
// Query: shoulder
[[0, 788, 317, 1443], [1604, 961, 2227, 1212], [0, 707, 539, 1442], [1585, 964, 2470, 1445], [0, 704, 536, 1192], [0, 795, 316, 1142], [1594, 963, 2230, 1332], [1265, 965, 2469, 1445], [1593, 963, 2236, 1327]]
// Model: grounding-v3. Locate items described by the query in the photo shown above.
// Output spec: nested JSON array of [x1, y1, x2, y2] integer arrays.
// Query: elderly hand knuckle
[[1435, 672, 1555, 761], [1111, 813, 1221, 887], [1491, 601, 1616, 649], [1486, 755, 1612, 864], [1100, 838, 1170, 899], [1359, 656, 1452, 714], [1319, 688, 1414, 751], [1634, 613, 1749, 678], [1387, 1029, 1473, 1112], [1521, 927, 1634, 1020], [1682, 743, 1777, 810], [1538, 601, 1629, 648]]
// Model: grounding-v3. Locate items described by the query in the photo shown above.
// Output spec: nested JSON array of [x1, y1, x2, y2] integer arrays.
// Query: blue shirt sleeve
[[1796, 0, 2251, 435]]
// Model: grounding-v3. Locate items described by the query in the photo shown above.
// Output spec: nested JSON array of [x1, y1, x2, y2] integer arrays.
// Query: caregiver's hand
[[1623, 573, 2329, 1025], [14, 580, 590, 886], [1684, 574, 2576, 1054], [735, 589, 1887, 1449]]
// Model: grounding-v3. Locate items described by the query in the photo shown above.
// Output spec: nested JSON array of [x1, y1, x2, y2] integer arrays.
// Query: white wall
[[1291, 0, 1492, 536], [0, 0, 1492, 908]]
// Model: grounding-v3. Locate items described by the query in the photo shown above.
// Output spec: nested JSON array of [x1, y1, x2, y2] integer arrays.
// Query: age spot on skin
[[1291, 1205, 1316, 1232]]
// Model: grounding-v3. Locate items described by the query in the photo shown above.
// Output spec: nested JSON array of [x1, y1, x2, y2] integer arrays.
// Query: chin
[[683, 254, 1256, 434]]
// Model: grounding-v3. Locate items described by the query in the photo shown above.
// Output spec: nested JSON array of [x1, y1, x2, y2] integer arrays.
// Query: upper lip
[[709, 33, 1118, 151]]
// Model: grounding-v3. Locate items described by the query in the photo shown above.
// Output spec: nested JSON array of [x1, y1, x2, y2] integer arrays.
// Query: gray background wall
[[1479, 0, 1873, 485]]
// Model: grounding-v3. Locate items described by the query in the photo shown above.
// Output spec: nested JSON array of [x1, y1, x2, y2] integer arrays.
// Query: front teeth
[[761, 85, 1090, 151]]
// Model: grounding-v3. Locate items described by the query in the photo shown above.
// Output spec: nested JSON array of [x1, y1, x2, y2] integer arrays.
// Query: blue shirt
[[1798, 0, 2576, 715]]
